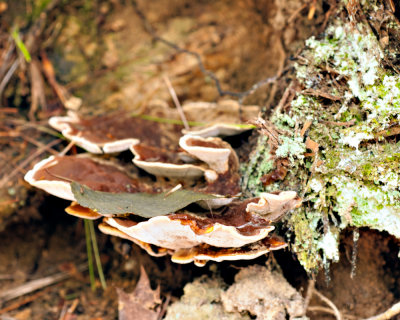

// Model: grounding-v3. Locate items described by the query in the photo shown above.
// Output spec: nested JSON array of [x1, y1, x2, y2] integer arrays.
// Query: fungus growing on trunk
[[25, 105, 302, 266], [179, 136, 233, 174], [130, 144, 207, 180], [24, 155, 146, 201], [181, 100, 258, 137], [171, 236, 287, 266], [49, 111, 182, 153]]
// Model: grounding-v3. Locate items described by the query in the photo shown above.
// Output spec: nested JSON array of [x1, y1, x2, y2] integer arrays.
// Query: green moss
[[287, 208, 321, 271], [241, 136, 275, 197]]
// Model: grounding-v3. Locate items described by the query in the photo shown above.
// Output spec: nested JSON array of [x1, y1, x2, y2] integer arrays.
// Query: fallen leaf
[[305, 137, 319, 153], [71, 182, 219, 216], [117, 266, 161, 320]]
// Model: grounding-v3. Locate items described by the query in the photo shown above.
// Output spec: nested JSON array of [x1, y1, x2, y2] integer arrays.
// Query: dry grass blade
[[163, 75, 189, 130], [29, 59, 47, 120]]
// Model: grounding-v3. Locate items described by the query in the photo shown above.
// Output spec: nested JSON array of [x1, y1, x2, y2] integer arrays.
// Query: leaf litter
[[117, 266, 161, 320]]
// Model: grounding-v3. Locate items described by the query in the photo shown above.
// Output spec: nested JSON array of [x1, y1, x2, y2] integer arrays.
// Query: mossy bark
[[242, 1, 400, 272]]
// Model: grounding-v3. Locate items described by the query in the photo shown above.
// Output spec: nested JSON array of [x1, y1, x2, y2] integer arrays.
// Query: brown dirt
[[314, 229, 400, 319], [1, 0, 400, 319]]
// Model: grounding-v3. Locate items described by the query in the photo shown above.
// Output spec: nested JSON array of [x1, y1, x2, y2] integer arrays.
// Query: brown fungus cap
[[179, 135, 233, 174], [65, 202, 102, 220], [182, 100, 259, 137], [130, 144, 206, 180], [171, 235, 287, 266], [49, 111, 182, 153], [24, 155, 146, 201], [192, 137, 241, 208]]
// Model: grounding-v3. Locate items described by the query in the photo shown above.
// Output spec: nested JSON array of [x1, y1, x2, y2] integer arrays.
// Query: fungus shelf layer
[[25, 106, 301, 266]]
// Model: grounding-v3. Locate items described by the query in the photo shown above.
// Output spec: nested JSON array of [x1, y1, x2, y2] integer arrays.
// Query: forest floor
[[1, 0, 400, 319]]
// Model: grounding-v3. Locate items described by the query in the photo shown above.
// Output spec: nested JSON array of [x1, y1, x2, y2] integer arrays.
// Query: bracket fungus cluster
[[25, 101, 302, 266]]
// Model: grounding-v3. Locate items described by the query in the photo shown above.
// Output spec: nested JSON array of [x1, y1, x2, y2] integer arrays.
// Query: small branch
[[0, 286, 52, 315], [302, 88, 341, 101], [304, 279, 343, 320], [0, 138, 62, 188], [308, 306, 359, 320], [313, 289, 343, 320], [0, 264, 87, 303], [363, 301, 400, 320], [303, 279, 315, 311]]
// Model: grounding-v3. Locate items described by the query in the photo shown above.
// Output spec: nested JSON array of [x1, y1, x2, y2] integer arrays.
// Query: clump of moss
[[243, 12, 400, 272]]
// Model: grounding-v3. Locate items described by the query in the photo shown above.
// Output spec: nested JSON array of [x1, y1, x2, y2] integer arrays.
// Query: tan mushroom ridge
[[25, 106, 302, 266]]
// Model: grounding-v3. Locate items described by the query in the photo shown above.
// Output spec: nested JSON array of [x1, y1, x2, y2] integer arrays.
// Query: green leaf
[[71, 182, 219, 217]]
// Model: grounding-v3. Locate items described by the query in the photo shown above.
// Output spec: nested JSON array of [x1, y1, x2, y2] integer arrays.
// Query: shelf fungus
[[171, 235, 287, 267], [49, 111, 182, 153], [24, 155, 148, 202], [179, 135, 233, 174], [60, 194, 297, 266], [181, 100, 258, 137], [101, 203, 274, 250], [25, 106, 302, 266], [130, 144, 207, 180]]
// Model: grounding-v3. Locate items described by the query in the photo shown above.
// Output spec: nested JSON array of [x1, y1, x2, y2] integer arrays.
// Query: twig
[[303, 279, 315, 311], [0, 286, 53, 315], [302, 88, 341, 101], [288, 3, 308, 24], [308, 306, 358, 319], [19, 133, 59, 156], [0, 264, 87, 303], [158, 293, 171, 320], [163, 75, 189, 130], [313, 289, 343, 320], [0, 138, 61, 188], [363, 301, 400, 320], [58, 136, 79, 156], [0, 59, 19, 99], [308, 306, 339, 316]]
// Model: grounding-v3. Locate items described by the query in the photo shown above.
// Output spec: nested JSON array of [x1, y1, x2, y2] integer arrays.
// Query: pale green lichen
[[333, 177, 400, 237], [241, 136, 275, 197], [243, 13, 400, 272], [275, 136, 306, 160], [317, 229, 340, 263]]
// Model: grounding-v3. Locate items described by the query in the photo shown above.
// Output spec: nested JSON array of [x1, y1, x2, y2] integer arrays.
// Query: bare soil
[[1, 0, 400, 319]]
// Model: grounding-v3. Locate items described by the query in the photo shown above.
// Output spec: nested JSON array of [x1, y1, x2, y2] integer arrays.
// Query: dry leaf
[[117, 266, 161, 320]]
